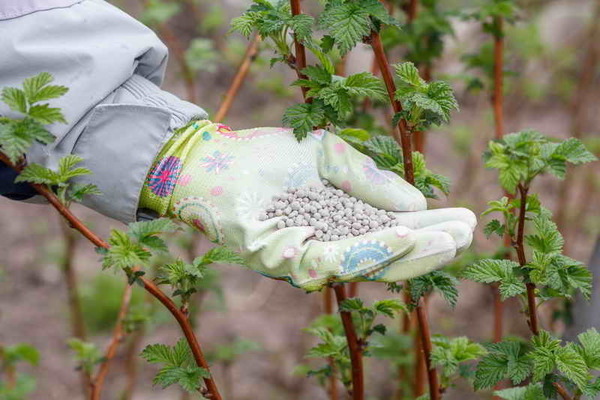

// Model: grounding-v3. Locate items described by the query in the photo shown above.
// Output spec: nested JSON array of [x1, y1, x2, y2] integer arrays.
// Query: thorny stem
[[290, 0, 311, 102], [58, 221, 91, 397], [157, 24, 197, 104], [90, 284, 133, 400], [369, 28, 440, 400], [368, 31, 415, 184], [323, 288, 340, 400], [0, 151, 222, 400], [492, 17, 505, 140], [121, 328, 145, 400], [514, 184, 573, 400], [515, 185, 537, 334], [492, 14, 507, 346], [214, 34, 261, 122], [287, 4, 358, 399], [333, 284, 364, 400]]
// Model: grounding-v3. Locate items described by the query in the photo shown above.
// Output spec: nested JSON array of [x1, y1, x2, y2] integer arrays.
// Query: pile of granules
[[260, 181, 400, 241]]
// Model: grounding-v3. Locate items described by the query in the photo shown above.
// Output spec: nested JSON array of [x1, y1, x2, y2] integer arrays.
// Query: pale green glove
[[139, 120, 476, 291]]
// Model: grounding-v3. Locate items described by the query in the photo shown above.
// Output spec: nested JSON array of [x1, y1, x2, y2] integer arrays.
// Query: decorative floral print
[[322, 244, 340, 263], [201, 151, 234, 174], [235, 192, 269, 220], [147, 156, 182, 197]]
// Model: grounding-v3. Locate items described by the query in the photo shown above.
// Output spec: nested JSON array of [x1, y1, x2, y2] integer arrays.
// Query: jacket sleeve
[[0, 0, 208, 223]]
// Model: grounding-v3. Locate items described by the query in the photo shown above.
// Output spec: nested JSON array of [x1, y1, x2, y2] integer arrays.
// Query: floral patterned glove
[[139, 120, 476, 291]]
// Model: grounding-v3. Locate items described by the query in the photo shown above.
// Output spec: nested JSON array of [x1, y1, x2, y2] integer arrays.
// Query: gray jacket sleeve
[[0, 0, 208, 223]]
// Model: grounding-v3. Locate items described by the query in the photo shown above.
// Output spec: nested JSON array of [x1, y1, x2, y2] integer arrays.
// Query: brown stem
[[322, 288, 339, 400], [333, 284, 364, 400], [58, 220, 90, 397], [515, 185, 539, 335], [414, 323, 426, 397], [157, 24, 197, 104], [90, 284, 133, 400], [214, 34, 261, 122], [0, 152, 222, 400], [290, 0, 311, 102], [368, 31, 415, 184], [414, 298, 440, 400], [59, 221, 87, 341], [492, 17, 505, 140], [514, 185, 575, 398], [554, 382, 574, 400], [121, 328, 145, 400]]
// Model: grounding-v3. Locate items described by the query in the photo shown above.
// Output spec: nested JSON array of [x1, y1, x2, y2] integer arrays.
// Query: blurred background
[[0, 0, 598, 399]]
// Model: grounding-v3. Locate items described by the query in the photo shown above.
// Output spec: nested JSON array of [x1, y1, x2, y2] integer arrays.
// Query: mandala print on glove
[[340, 240, 394, 277], [147, 156, 182, 197], [173, 197, 224, 243], [201, 151, 234, 174], [363, 158, 397, 185]]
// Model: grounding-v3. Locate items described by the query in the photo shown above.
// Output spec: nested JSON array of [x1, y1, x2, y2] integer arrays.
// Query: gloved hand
[[139, 120, 476, 291]]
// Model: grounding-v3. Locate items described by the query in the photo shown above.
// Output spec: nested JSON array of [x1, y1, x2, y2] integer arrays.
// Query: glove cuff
[[139, 120, 221, 218]]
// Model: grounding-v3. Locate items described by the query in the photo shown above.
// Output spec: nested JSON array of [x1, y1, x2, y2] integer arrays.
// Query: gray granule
[[262, 181, 400, 241]]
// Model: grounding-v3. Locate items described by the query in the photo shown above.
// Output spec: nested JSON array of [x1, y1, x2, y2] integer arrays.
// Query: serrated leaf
[[409, 270, 459, 308], [28, 103, 67, 124], [319, 2, 371, 54], [494, 383, 545, 400], [1, 87, 27, 113], [282, 102, 326, 139], [484, 219, 505, 238], [197, 246, 245, 266], [394, 62, 426, 87], [14, 163, 61, 185], [552, 138, 597, 165], [463, 259, 525, 300], [577, 328, 600, 369], [555, 343, 590, 389]]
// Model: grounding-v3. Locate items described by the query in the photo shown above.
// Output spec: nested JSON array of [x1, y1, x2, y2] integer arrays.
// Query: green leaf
[[363, 135, 402, 168], [23, 72, 68, 104], [484, 219, 505, 238], [525, 214, 563, 254], [2, 344, 40, 366], [555, 343, 590, 389], [552, 138, 597, 165], [67, 338, 103, 374], [431, 336, 487, 377], [153, 365, 209, 392], [409, 271, 459, 308], [1, 87, 27, 113], [103, 230, 152, 270], [127, 218, 179, 253], [288, 14, 314, 41], [577, 328, 600, 369], [282, 102, 326, 139], [231, 14, 257, 37], [494, 383, 545, 400], [0, 118, 55, 163], [14, 163, 61, 185], [27, 103, 67, 124], [463, 259, 525, 300], [474, 340, 531, 390], [372, 299, 407, 317], [394, 62, 426, 87], [344, 72, 386, 99], [69, 183, 101, 202], [319, 2, 371, 54], [197, 246, 246, 266]]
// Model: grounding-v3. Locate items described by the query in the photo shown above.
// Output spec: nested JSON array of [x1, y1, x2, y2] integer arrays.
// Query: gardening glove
[[139, 120, 476, 291]]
